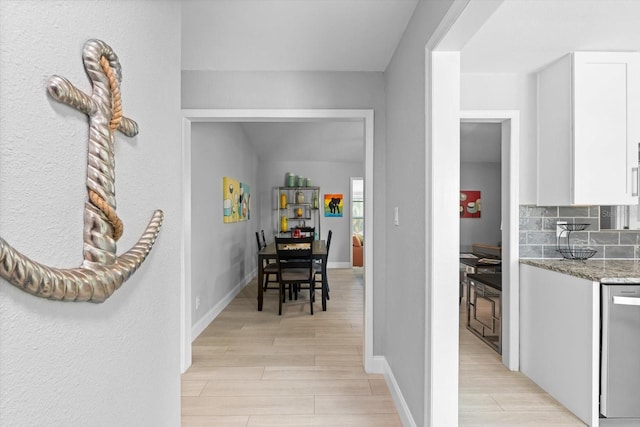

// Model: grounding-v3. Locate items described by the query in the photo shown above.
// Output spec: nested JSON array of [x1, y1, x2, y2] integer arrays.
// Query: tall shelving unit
[[273, 186, 321, 238]]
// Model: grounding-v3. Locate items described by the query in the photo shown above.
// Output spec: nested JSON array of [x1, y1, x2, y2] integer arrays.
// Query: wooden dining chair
[[314, 230, 332, 308], [255, 231, 265, 250], [274, 236, 316, 315], [260, 229, 268, 249], [256, 231, 279, 291]]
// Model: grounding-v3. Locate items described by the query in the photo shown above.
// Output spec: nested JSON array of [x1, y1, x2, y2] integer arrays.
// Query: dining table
[[257, 239, 328, 311]]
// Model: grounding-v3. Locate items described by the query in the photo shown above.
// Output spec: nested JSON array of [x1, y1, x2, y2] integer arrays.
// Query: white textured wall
[[460, 162, 502, 251], [0, 1, 182, 426], [257, 160, 364, 265], [190, 122, 258, 327], [461, 73, 537, 204]]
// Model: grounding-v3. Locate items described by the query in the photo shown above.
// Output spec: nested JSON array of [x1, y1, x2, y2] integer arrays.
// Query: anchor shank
[[81, 40, 120, 263]]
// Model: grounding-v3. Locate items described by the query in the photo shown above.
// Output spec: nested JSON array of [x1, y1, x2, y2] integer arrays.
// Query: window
[[352, 178, 364, 236]]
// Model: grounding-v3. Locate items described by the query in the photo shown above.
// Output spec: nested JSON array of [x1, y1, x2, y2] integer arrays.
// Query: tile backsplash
[[520, 205, 640, 259]]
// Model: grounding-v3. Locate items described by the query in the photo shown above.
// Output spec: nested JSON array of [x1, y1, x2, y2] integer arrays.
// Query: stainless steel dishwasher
[[600, 283, 640, 420]]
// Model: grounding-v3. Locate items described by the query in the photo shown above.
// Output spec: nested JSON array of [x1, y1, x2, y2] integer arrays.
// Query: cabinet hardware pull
[[633, 167, 639, 197], [613, 296, 640, 306]]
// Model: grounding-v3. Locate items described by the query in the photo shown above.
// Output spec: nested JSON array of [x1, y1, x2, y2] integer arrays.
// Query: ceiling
[[461, 0, 640, 74], [184, 0, 640, 163], [182, 0, 419, 72], [240, 121, 364, 163], [460, 0, 640, 162], [182, 0, 417, 163]]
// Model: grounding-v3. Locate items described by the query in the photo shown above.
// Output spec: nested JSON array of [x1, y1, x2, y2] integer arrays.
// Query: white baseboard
[[191, 268, 255, 341], [378, 355, 417, 427], [327, 261, 352, 269]]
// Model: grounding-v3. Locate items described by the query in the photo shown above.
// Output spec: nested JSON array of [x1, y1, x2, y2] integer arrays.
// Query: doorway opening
[[180, 109, 375, 374], [459, 120, 503, 347], [460, 111, 520, 370]]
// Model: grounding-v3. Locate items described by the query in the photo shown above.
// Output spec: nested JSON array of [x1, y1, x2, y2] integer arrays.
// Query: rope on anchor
[[87, 56, 125, 241], [89, 190, 123, 241], [100, 56, 123, 132]]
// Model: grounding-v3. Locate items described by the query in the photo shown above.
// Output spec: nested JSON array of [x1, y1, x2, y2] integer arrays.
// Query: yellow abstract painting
[[223, 176, 250, 223]]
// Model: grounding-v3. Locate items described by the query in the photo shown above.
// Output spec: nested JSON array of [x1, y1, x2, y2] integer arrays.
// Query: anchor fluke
[[0, 210, 163, 302], [0, 210, 163, 303]]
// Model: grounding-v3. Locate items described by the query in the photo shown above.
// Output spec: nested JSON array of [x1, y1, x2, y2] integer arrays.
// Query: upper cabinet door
[[537, 52, 640, 206]]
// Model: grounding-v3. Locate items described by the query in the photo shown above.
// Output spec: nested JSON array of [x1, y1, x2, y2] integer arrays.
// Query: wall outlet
[[556, 221, 567, 238], [195, 296, 201, 311]]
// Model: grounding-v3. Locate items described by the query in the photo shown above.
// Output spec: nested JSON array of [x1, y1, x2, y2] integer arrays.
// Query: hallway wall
[[191, 122, 259, 328], [0, 1, 182, 425], [383, 0, 456, 425]]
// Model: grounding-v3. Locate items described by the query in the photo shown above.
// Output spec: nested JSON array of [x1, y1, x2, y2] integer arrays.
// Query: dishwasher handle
[[613, 295, 640, 306]]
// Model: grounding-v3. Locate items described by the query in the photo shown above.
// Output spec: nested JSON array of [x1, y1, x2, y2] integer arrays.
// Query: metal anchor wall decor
[[0, 39, 163, 303]]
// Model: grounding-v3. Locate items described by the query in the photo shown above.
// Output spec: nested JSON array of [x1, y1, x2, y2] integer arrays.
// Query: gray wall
[[257, 160, 364, 266], [191, 123, 259, 327], [383, 0, 456, 424], [0, 1, 182, 425], [460, 162, 502, 251], [181, 70, 387, 353]]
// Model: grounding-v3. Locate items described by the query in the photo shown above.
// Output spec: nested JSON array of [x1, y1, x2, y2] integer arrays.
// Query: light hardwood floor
[[182, 268, 402, 426], [458, 284, 586, 427], [182, 269, 586, 426]]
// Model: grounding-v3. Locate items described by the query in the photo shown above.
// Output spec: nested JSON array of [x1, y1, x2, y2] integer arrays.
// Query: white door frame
[[426, 54, 522, 424], [428, 2, 509, 423], [430, 53, 520, 422], [180, 109, 375, 373]]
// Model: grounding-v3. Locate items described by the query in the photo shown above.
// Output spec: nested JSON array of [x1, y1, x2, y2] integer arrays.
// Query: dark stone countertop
[[520, 259, 640, 283], [460, 253, 501, 268], [467, 273, 502, 291]]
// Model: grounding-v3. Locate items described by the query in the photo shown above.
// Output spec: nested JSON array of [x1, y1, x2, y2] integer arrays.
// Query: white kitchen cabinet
[[520, 264, 600, 426], [537, 52, 640, 206]]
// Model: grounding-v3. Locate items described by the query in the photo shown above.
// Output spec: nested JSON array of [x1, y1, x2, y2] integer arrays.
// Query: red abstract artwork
[[460, 191, 481, 218]]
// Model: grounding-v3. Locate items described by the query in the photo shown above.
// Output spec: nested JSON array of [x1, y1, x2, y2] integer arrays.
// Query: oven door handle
[[613, 296, 640, 306]]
